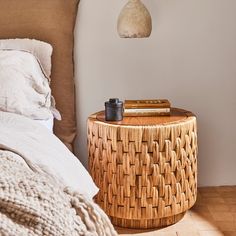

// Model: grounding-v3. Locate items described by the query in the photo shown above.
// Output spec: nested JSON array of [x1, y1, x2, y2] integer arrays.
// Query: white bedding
[[0, 111, 99, 199], [0, 49, 60, 120], [35, 115, 54, 133], [0, 38, 53, 78]]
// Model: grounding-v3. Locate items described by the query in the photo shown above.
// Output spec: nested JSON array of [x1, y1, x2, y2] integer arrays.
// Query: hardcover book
[[123, 99, 171, 117], [124, 99, 171, 109]]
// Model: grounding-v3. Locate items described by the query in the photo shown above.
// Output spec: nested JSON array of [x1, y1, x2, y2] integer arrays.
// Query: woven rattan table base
[[88, 109, 197, 229], [110, 212, 185, 229]]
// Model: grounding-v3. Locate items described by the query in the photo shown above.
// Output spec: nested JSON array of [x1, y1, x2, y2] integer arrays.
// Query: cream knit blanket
[[0, 151, 117, 236]]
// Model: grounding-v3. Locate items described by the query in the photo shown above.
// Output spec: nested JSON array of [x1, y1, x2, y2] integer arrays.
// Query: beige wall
[[74, 0, 236, 186]]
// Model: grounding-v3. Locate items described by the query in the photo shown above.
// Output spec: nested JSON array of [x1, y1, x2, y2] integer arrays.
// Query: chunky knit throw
[[0, 151, 117, 236]]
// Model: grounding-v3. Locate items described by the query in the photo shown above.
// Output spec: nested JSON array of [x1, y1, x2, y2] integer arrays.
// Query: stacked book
[[124, 99, 171, 117]]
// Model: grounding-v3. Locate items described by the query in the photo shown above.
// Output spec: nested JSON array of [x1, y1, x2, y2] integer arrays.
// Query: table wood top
[[91, 108, 195, 126]]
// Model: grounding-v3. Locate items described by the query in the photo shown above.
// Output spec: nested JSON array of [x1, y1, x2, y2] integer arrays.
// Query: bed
[[0, 1, 117, 235]]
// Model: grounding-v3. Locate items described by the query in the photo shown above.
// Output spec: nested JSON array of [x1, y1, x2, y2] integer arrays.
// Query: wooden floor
[[116, 186, 236, 236]]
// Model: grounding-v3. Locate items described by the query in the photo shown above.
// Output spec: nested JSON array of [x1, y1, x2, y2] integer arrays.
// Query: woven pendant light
[[117, 0, 152, 38]]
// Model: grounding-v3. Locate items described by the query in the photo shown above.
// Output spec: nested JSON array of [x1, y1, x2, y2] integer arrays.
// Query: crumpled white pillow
[[0, 38, 52, 78], [0, 49, 60, 120]]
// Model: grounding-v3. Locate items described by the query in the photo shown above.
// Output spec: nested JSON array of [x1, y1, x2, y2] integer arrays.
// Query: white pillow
[[0, 38, 52, 77], [0, 49, 60, 120]]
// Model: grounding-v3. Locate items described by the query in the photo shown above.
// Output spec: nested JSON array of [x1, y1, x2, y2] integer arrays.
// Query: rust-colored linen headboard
[[0, 0, 80, 151]]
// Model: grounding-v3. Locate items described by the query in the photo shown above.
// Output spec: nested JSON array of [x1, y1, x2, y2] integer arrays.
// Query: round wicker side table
[[87, 108, 197, 229]]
